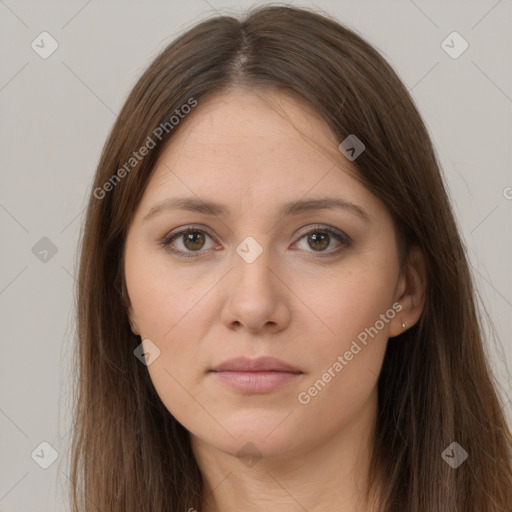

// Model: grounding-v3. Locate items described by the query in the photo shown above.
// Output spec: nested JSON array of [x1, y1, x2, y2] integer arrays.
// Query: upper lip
[[211, 356, 302, 373]]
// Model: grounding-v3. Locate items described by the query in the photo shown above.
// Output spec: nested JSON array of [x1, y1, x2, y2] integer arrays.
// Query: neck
[[191, 389, 383, 512]]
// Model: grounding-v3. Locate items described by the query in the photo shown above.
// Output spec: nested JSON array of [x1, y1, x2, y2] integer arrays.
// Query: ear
[[122, 283, 141, 336], [127, 306, 141, 336], [389, 245, 427, 337]]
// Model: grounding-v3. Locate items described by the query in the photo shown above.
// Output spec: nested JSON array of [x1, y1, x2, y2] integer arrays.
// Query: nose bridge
[[221, 232, 286, 331], [233, 233, 276, 292]]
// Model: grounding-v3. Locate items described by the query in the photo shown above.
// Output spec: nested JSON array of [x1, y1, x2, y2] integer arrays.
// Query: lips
[[210, 356, 302, 373], [209, 356, 304, 393]]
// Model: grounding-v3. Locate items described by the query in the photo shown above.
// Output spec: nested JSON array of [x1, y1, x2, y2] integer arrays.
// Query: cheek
[[125, 251, 213, 426], [307, 257, 399, 349], [124, 241, 217, 392], [125, 241, 208, 338], [293, 257, 398, 415]]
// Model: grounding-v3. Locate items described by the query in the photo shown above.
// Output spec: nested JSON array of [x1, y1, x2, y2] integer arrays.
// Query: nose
[[220, 239, 291, 334]]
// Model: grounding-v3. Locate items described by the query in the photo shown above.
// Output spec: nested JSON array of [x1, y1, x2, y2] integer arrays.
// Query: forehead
[[135, 88, 384, 224], [167, 89, 337, 164]]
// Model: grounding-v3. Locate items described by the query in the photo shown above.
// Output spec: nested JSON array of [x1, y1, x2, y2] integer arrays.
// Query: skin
[[124, 88, 426, 512]]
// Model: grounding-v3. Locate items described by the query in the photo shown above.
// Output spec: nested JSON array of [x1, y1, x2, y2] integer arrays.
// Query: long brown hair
[[70, 4, 512, 511]]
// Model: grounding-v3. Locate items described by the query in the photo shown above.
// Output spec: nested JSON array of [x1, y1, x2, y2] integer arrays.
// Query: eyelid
[[161, 223, 214, 245], [294, 223, 352, 245], [160, 223, 352, 258], [160, 224, 217, 259]]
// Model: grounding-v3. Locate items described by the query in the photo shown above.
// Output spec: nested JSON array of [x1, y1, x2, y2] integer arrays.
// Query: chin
[[190, 412, 304, 460]]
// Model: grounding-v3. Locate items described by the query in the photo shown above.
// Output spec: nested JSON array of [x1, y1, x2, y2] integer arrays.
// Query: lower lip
[[210, 371, 303, 393]]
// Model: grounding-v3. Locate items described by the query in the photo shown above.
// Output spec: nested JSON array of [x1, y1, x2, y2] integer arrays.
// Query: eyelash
[[160, 224, 352, 260]]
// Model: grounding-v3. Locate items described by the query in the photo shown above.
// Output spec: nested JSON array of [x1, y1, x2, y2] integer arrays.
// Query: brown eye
[[293, 226, 351, 257], [161, 224, 351, 260], [181, 230, 206, 251], [306, 232, 330, 251], [161, 227, 215, 259]]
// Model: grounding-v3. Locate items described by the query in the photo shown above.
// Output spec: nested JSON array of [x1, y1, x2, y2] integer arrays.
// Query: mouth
[[209, 356, 304, 393]]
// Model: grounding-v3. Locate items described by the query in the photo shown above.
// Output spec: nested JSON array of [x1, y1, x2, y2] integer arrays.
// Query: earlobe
[[127, 306, 140, 335], [122, 293, 140, 336], [128, 314, 140, 336], [389, 246, 427, 337], [388, 304, 409, 338], [129, 320, 140, 336]]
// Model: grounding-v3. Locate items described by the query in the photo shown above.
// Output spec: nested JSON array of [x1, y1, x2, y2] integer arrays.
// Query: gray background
[[1, 0, 511, 510]]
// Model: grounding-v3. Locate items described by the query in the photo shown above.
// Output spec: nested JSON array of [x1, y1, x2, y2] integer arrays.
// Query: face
[[124, 88, 409, 460]]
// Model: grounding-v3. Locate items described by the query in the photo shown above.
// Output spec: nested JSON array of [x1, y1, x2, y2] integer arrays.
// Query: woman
[[70, 4, 512, 511]]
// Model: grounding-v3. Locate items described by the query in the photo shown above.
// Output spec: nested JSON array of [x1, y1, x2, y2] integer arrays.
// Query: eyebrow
[[143, 196, 370, 222]]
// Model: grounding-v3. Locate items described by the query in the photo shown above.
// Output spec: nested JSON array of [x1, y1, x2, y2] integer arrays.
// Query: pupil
[[184, 231, 204, 250], [309, 232, 328, 251]]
